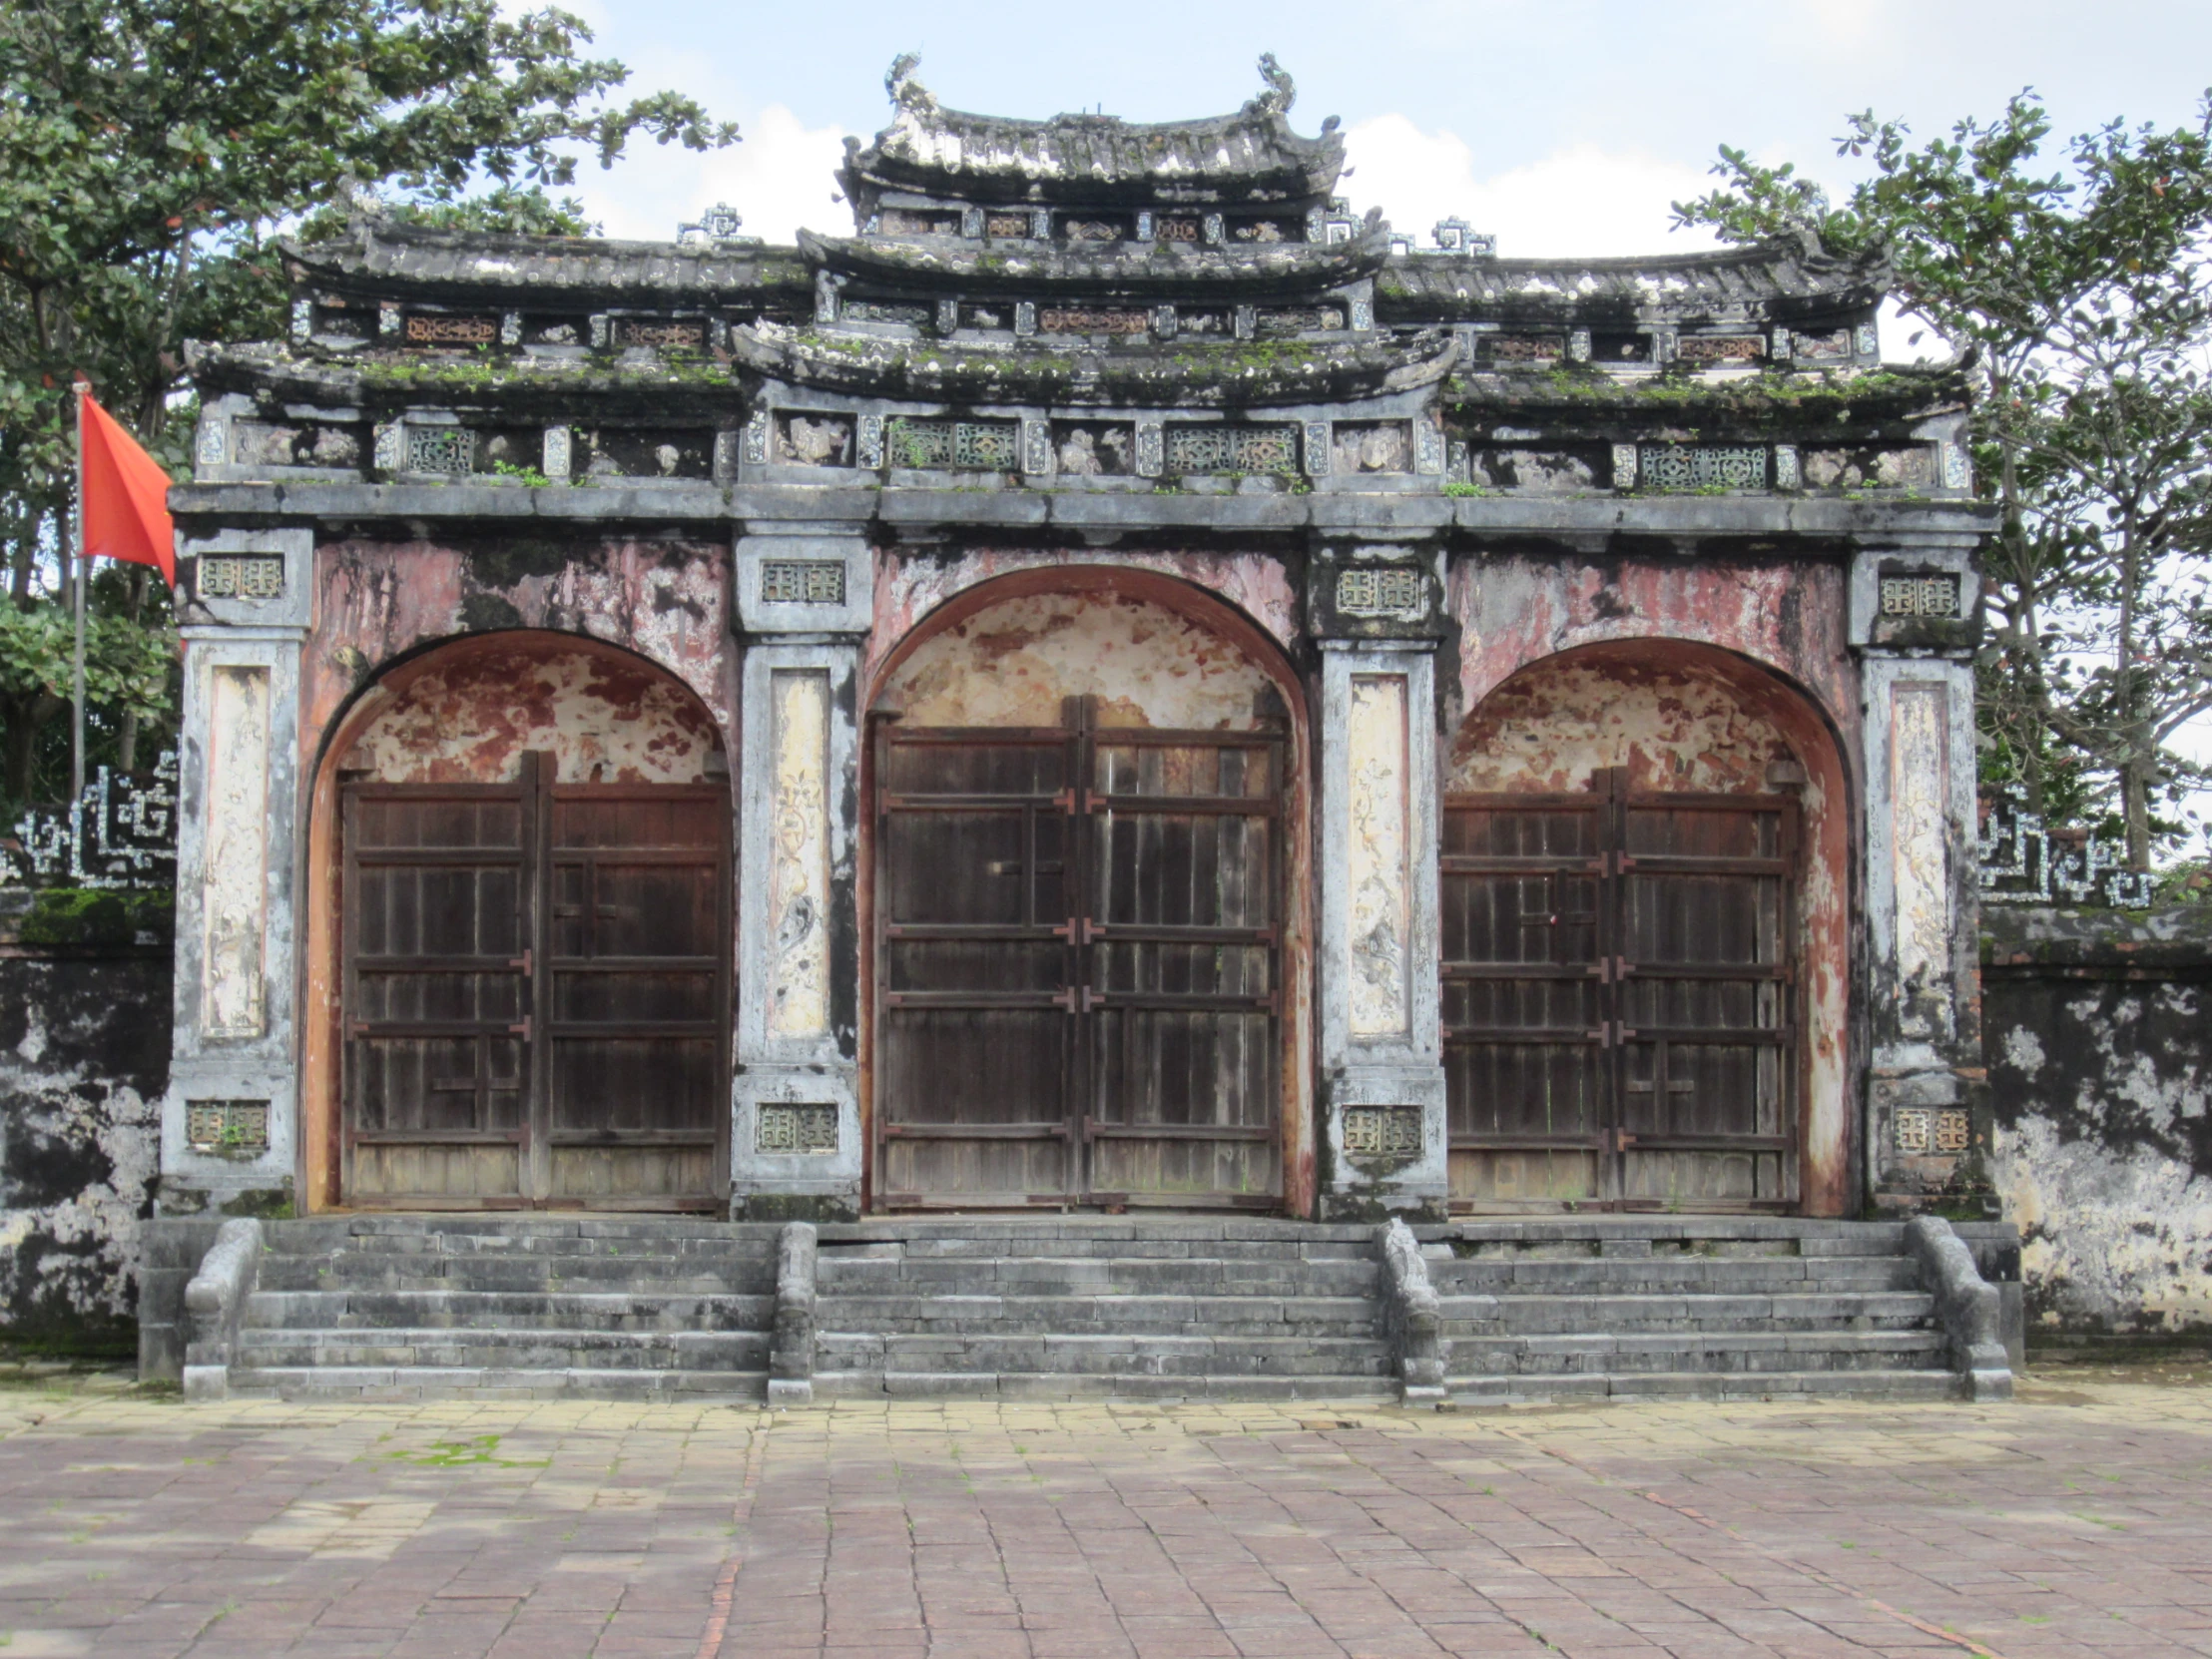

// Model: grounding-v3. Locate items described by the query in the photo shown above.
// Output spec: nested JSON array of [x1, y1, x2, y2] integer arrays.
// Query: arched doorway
[[864, 570, 1312, 1211], [1442, 641, 1852, 1214], [321, 632, 731, 1211]]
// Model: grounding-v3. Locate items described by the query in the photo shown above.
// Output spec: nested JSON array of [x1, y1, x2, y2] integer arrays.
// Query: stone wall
[[0, 889, 173, 1353], [1982, 904, 2212, 1337]]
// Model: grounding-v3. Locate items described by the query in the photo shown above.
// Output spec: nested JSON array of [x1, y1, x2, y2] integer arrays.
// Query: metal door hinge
[[1052, 986, 1100, 1013], [508, 949, 532, 974], [1051, 917, 1103, 943], [509, 1017, 533, 1041]]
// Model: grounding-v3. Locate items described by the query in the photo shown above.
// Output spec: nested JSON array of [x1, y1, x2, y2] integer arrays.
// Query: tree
[[1673, 93, 2212, 867], [0, 0, 737, 810]]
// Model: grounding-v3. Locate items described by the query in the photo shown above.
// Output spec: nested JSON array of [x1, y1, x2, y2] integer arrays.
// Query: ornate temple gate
[[873, 704, 1286, 1208], [340, 753, 730, 1209], [1441, 769, 1801, 1211]]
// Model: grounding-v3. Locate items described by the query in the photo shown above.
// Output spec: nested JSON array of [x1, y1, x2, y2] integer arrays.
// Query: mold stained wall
[[1443, 613, 1857, 1216], [1983, 906, 2212, 1335], [342, 639, 722, 785], [0, 947, 170, 1339]]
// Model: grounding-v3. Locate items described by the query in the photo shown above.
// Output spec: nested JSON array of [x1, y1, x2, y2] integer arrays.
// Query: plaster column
[[160, 528, 312, 1217], [1850, 538, 1989, 1210], [1311, 543, 1448, 1220], [728, 526, 871, 1220]]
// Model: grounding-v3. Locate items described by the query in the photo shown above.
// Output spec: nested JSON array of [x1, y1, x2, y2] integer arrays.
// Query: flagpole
[[70, 382, 89, 805]]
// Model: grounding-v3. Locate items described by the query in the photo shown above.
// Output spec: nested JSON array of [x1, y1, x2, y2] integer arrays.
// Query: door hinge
[[1594, 954, 1629, 982], [1051, 917, 1103, 943], [508, 949, 532, 974], [1051, 787, 1091, 815], [1052, 986, 1100, 1013], [509, 1017, 533, 1041], [1612, 1128, 1640, 1152]]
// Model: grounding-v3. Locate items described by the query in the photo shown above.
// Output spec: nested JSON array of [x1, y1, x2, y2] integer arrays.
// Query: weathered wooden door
[[874, 705, 1284, 1208], [342, 753, 730, 1210], [1440, 769, 1799, 1211]]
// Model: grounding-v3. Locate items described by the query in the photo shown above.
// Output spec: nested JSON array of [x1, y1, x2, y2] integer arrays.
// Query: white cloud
[[1344, 115, 1721, 260], [580, 104, 854, 246]]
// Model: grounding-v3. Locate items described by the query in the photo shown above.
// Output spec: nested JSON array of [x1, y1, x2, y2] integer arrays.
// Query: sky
[[551, 0, 2212, 263], [542, 0, 2212, 844]]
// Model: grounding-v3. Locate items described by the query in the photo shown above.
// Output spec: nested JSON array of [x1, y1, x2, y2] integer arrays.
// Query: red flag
[[79, 392, 175, 586]]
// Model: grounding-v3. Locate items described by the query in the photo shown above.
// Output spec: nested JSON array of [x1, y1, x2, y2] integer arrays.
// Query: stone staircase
[[811, 1219, 1395, 1400], [213, 1217, 780, 1401], [1430, 1221, 1959, 1402], [171, 1214, 2015, 1406]]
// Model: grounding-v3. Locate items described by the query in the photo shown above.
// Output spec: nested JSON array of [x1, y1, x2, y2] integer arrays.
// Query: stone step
[[1438, 1221, 1912, 1247], [818, 1240, 1376, 1263], [255, 1255, 758, 1294], [268, 1234, 777, 1262], [235, 1328, 769, 1370], [244, 1290, 774, 1332], [334, 1217, 780, 1243], [815, 1332, 1391, 1379], [1427, 1258, 1923, 1293], [819, 1371, 1399, 1402], [1440, 1291, 1936, 1334], [812, 1291, 1378, 1333], [816, 1256, 1377, 1295], [1445, 1368, 1958, 1403], [225, 1365, 765, 1401], [1444, 1329, 1946, 1376]]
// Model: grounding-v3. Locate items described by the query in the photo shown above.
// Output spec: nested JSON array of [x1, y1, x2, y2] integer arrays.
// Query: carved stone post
[[161, 528, 312, 1218], [1311, 540, 1447, 1220], [1851, 537, 1989, 1211], [730, 527, 871, 1220]]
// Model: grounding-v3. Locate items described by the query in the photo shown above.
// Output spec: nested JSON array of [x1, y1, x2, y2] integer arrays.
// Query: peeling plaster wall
[[868, 549, 1302, 698], [874, 589, 1279, 730], [308, 536, 736, 762], [342, 636, 721, 785], [1983, 905, 2212, 1335], [0, 938, 169, 1342], [1448, 555, 1858, 748]]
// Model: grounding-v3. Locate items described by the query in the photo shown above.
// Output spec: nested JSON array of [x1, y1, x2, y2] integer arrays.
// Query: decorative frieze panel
[[542, 425, 572, 479], [1052, 423, 1135, 475], [742, 409, 771, 465], [1977, 786, 2155, 907], [843, 300, 930, 326], [1039, 306, 1148, 334], [1342, 1105, 1423, 1158], [1640, 445, 1767, 491], [776, 412, 855, 467], [1483, 333, 1566, 363], [757, 1103, 839, 1154], [1332, 422, 1410, 474], [856, 412, 884, 469], [0, 751, 177, 889], [1134, 421, 1163, 476], [1676, 333, 1765, 364], [1414, 414, 1445, 476], [402, 313, 498, 346], [1156, 215, 1202, 244], [767, 671, 831, 1040], [186, 1099, 270, 1156], [1894, 1107, 1969, 1156], [404, 426, 475, 476], [1792, 327, 1854, 361], [1337, 568, 1423, 617], [613, 317, 706, 349], [196, 556, 284, 600], [762, 561, 847, 606], [1162, 423, 1298, 475], [1610, 443, 1638, 488], [1304, 421, 1331, 476], [885, 417, 1020, 470], [1881, 574, 1961, 618], [1773, 444, 1801, 489]]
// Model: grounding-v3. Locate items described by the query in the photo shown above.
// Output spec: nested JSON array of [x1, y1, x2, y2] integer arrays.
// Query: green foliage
[[1675, 91, 2212, 866], [0, 0, 736, 812]]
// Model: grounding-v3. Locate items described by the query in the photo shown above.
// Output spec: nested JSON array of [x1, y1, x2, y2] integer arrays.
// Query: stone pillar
[[160, 529, 312, 1217], [729, 527, 871, 1220], [1310, 544, 1447, 1220], [1851, 539, 1989, 1210]]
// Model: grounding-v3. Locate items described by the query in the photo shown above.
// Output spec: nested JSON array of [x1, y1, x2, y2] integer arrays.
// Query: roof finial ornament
[[885, 52, 936, 114], [1245, 53, 1296, 118]]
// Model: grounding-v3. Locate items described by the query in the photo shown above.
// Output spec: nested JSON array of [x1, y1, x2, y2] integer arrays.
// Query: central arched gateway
[[864, 570, 1310, 1210]]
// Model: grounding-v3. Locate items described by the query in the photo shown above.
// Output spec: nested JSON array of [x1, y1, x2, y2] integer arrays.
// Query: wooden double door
[[873, 705, 1286, 1208], [1441, 770, 1801, 1211], [341, 754, 730, 1209]]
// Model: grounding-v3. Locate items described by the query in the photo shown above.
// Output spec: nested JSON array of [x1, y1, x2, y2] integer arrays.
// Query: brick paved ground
[[0, 1370, 2207, 1658]]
